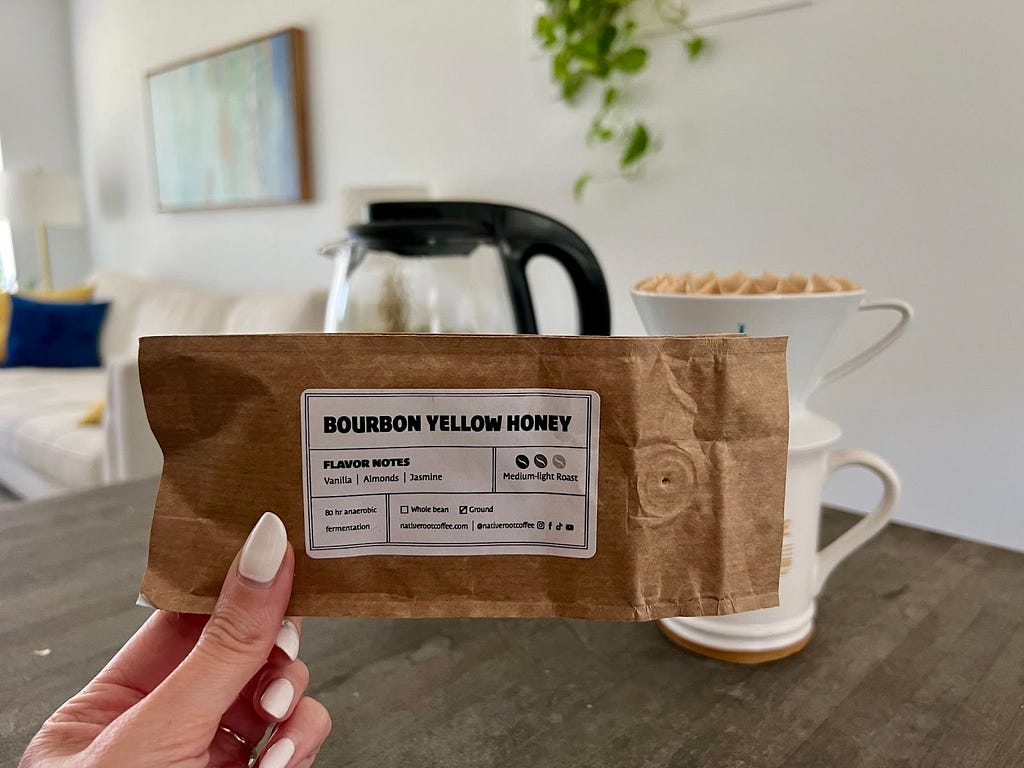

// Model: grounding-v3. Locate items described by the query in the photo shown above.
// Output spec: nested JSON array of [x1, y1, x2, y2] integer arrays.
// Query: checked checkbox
[[459, 505, 468, 514]]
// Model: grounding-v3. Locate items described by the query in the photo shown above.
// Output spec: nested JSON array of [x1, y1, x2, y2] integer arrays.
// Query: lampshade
[[0, 170, 82, 228]]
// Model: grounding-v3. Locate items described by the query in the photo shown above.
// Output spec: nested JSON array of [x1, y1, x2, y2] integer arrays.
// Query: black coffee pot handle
[[498, 207, 611, 336], [364, 201, 612, 335]]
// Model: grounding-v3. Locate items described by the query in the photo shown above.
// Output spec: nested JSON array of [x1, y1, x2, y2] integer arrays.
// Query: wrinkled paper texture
[[139, 333, 788, 621]]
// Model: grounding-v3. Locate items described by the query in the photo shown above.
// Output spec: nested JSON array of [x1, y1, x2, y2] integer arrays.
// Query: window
[[0, 135, 17, 291]]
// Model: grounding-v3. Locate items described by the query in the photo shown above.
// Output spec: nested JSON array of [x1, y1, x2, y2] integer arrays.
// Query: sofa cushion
[[92, 272, 154, 362], [130, 286, 231, 339], [92, 272, 234, 360], [92, 271, 326, 348], [224, 290, 327, 333], [0, 368, 107, 489]]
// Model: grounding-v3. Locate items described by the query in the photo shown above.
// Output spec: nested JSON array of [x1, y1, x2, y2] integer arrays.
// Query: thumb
[[142, 511, 294, 725]]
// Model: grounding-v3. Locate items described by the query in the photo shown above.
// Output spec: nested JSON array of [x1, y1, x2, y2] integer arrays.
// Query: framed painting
[[146, 28, 311, 212]]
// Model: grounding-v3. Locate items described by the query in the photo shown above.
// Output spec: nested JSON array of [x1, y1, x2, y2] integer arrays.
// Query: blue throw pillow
[[5, 294, 109, 368]]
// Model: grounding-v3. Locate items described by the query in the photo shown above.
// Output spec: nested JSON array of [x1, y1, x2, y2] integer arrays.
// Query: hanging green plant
[[535, 0, 707, 199]]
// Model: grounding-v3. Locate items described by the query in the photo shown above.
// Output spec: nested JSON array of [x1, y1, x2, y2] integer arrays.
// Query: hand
[[20, 512, 331, 768]]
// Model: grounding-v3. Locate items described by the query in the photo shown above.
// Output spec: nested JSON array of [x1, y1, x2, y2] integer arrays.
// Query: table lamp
[[0, 169, 82, 291]]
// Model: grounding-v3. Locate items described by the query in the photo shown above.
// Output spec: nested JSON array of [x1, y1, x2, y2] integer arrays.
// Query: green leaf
[[597, 24, 617, 55], [613, 46, 647, 73], [569, 38, 600, 62], [552, 49, 570, 80], [602, 86, 619, 108], [686, 35, 706, 60], [620, 122, 649, 167], [573, 173, 593, 201], [561, 72, 585, 101], [587, 118, 615, 144], [535, 15, 557, 47]]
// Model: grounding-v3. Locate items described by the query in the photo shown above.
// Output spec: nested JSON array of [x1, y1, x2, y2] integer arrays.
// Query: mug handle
[[816, 299, 914, 391], [813, 449, 900, 596]]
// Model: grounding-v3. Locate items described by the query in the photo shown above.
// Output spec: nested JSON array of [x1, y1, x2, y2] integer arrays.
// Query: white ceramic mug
[[658, 413, 900, 663], [630, 289, 913, 412]]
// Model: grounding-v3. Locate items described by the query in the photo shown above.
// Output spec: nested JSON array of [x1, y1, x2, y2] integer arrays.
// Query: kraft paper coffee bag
[[139, 333, 789, 621]]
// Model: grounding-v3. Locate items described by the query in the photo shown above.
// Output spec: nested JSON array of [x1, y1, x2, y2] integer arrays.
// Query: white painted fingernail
[[239, 512, 287, 584], [261, 678, 295, 719], [260, 736, 295, 768], [274, 619, 300, 661]]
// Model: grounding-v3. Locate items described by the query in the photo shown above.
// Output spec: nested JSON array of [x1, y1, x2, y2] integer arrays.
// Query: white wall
[[71, 0, 1023, 550], [0, 0, 89, 288]]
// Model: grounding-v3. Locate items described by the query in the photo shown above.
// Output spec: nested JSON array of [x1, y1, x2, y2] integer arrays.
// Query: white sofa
[[0, 272, 326, 499]]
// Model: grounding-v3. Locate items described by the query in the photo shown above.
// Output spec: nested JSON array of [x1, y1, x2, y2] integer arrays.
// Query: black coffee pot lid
[[346, 219, 493, 257]]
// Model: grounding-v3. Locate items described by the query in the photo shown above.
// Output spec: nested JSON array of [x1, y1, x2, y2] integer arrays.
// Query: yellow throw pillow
[[79, 398, 105, 426], [0, 284, 95, 364], [34, 285, 95, 301], [0, 296, 8, 364]]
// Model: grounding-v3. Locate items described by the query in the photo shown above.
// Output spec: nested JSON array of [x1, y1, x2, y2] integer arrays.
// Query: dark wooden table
[[2, 479, 1022, 767]]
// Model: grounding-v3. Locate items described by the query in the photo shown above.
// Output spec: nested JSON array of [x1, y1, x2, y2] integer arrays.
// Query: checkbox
[[400, 505, 410, 514], [459, 505, 468, 514]]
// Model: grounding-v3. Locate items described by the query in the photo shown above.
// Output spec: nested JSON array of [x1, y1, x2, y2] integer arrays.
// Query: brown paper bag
[[139, 333, 789, 621]]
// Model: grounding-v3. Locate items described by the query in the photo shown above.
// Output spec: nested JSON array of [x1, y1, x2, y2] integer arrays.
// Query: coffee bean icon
[[552, 454, 566, 469], [515, 454, 530, 469], [534, 453, 548, 469]]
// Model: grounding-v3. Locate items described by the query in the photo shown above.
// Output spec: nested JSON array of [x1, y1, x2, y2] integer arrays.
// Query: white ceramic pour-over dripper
[[630, 289, 912, 412]]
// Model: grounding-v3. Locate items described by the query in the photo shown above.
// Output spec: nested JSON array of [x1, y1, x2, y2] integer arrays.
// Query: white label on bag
[[300, 389, 600, 558]]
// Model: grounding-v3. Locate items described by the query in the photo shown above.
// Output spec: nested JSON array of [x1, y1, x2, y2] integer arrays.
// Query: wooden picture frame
[[145, 27, 311, 212]]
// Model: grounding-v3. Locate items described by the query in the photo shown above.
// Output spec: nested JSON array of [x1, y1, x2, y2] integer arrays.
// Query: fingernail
[[274, 619, 300, 661], [261, 678, 295, 719], [239, 512, 287, 584], [260, 737, 295, 768]]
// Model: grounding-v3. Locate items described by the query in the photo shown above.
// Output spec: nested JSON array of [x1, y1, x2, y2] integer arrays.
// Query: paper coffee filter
[[634, 271, 860, 295]]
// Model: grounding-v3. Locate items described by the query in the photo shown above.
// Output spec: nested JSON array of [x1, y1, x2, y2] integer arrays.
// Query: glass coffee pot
[[319, 201, 611, 335]]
